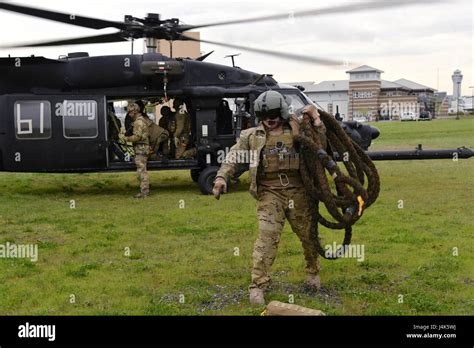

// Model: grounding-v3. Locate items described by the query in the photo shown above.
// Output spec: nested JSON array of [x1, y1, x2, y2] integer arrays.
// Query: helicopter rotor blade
[[2, 32, 128, 48], [184, 0, 440, 30], [181, 34, 348, 66], [0, 2, 127, 30]]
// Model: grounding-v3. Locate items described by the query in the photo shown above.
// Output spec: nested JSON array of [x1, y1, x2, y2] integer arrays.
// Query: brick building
[[291, 65, 437, 121]]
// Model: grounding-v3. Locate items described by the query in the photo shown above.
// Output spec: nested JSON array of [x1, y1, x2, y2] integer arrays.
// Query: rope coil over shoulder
[[294, 110, 380, 260]]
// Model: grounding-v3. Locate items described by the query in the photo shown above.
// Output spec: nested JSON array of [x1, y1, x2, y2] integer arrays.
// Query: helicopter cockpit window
[[281, 93, 307, 114], [59, 100, 99, 139], [14, 101, 52, 140]]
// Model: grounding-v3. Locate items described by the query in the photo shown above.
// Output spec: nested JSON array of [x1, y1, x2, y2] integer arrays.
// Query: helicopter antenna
[[169, 40, 173, 58], [224, 53, 241, 67], [131, 38, 134, 55]]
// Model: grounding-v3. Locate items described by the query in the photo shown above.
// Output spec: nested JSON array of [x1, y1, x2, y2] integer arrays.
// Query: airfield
[[0, 117, 472, 315]]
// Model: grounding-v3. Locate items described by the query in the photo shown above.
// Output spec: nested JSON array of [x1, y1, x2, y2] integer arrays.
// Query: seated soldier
[[159, 106, 176, 133], [144, 114, 170, 161], [158, 106, 176, 158], [173, 99, 196, 159]]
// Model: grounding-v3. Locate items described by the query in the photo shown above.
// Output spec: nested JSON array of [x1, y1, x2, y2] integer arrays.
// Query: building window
[[57, 100, 99, 139], [14, 101, 52, 140]]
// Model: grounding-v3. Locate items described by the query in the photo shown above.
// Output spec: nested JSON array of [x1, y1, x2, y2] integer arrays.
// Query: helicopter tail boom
[[364, 147, 473, 161]]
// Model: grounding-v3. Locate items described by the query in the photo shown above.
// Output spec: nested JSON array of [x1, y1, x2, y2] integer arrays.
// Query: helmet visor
[[256, 108, 281, 120]]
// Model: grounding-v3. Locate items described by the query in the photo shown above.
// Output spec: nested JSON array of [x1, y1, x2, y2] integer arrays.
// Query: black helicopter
[[0, 1, 472, 194]]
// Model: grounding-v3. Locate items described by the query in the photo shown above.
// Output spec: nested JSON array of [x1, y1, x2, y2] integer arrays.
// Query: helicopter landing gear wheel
[[198, 166, 229, 195], [190, 169, 201, 183]]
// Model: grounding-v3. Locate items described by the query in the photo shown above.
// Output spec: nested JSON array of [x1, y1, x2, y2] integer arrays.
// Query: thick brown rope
[[294, 110, 380, 260]]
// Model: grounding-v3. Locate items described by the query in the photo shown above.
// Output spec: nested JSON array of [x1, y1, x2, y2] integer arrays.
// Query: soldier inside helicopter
[[106, 94, 255, 167], [107, 97, 195, 163]]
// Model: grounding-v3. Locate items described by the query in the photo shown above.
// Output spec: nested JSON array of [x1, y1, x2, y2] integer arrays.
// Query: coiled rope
[[294, 110, 380, 259]]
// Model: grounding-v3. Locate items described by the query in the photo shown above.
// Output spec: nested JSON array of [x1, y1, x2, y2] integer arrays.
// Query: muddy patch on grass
[[198, 285, 247, 312], [268, 280, 343, 305], [196, 280, 343, 313], [462, 278, 474, 286]]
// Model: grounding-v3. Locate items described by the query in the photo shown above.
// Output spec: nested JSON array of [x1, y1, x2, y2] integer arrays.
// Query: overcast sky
[[0, 0, 472, 94]]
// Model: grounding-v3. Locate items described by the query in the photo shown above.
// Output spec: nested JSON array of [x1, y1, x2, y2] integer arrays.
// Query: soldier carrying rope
[[213, 91, 380, 305]]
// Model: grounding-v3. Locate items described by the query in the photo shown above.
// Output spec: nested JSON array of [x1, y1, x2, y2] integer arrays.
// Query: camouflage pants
[[175, 135, 194, 159], [250, 186, 320, 289], [134, 144, 150, 194]]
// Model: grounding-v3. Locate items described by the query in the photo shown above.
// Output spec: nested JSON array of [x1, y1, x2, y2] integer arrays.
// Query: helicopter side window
[[59, 100, 99, 139], [14, 101, 52, 140], [216, 99, 234, 135]]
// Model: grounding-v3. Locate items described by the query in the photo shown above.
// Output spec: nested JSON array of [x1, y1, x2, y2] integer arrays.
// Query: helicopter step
[[108, 159, 200, 171]]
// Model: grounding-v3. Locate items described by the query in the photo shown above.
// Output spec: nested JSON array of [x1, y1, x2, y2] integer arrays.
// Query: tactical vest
[[258, 127, 302, 187], [133, 116, 150, 145]]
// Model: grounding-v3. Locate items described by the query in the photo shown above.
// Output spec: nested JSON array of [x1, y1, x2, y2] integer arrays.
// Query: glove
[[302, 105, 322, 126], [119, 133, 127, 142], [288, 115, 300, 136], [212, 177, 227, 200]]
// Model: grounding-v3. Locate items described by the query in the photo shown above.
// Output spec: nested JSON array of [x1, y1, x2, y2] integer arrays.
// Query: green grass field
[[0, 118, 473, 315]]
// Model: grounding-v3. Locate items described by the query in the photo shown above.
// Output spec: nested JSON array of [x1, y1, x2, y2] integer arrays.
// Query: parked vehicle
[[400, 112, 417, 121], [354, 116, 368, 123], [419, 111, 432, 121]]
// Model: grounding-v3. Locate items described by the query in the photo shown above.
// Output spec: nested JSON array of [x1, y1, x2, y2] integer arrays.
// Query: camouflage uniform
[[174, 108, 193, 159], [125, 115, 150, 195], [216, 120, 327, 290], [159, 113, 177, 158], [144, 117, 170, 159]]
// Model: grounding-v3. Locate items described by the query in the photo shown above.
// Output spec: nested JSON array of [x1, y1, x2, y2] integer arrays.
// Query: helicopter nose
[[371, 126, 380, 140]]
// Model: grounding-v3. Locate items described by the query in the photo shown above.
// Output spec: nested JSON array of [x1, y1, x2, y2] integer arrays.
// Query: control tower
[[452, 69, 463, 100]]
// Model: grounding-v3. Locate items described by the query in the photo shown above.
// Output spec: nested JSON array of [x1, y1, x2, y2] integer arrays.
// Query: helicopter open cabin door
[[0, 95, 108, 172]]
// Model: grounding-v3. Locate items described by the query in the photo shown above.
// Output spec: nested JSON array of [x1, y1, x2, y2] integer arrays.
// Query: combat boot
[[134, 192, 150, 199], [249, 288, 265, 305], [306, 274, 321, 291]]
